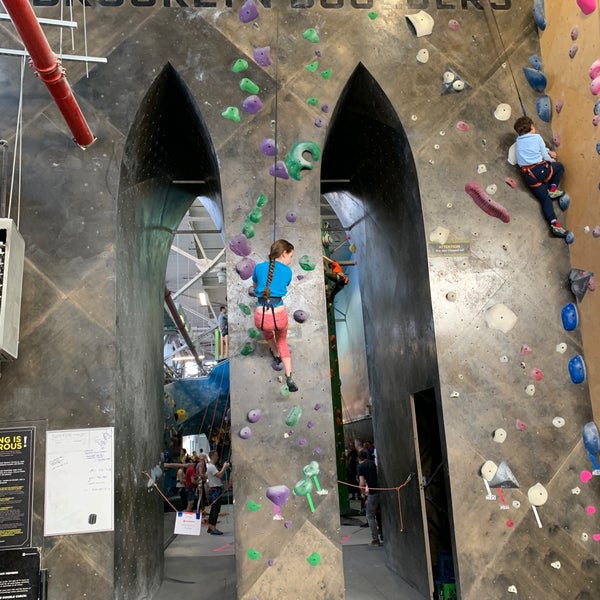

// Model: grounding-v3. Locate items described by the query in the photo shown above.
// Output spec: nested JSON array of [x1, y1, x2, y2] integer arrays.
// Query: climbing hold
[[230, 234, 252, 257], [307, 97, 319, 106], [247, 548, 262, 560], [286, 211, 297, 223], [305, 60, 319, 73], [493, 428, 507, 443], [253, 46, 272, 67], [322, 104, 330, 113], [430, 226, 450, 245], [505, 177, 517, 188], [494, 103, 512, 121], [242, 220, 255, 239], [594, 225, 600, 237], [221, 107, 241, 123], [485, 184, 497, 195], [593, 115, 600, 126], [280, 385, 290, 397], [577, 0, 597, 15], [306, 552, 321, 566], [248, 327, 260, 339], [256, 194, 268, 207], [441, 66, 470, 94], [239, 427, 252, 440], [565, 232, 575, 245], [243, 95, 263, 114], [240, 342, 255, 356], [490, 461, 519, 488], [559, 193, 570, 211], [591, 76, 600, 96], [235, 257, 256, 280], [477, 164, 487, 174], [248, 207, 263, 223], [285, 405, 303, 427], [589, 60, 600, 80], [266, 485, 290, 509], [570, 268, 595, 301], [521, 344, 533, 355], [448, 19, 460, 30], [516, 419, 528, 431], [232, 59, 249, 72], [299, 255, 316, 271], [568, 354, 586, 384], [456, 121, 469, 131], [551, 561, 561, 570], [315, 117, 325, 128], [416, 49, 429, 64], [260, 138, 277, 156], [247, 409, 262, 423], [571, 26, 579, 41], [594, 99, 600, 115], [527, 482, 548, 506], [485, 304, 517, 333], [303, 28, 320, 43], [284, 141, 321, 181], [532, 0, 546, 30], [529, 54, 542, 70], [530, 368, 543, 381], [536, 95, 551, 122], [556, 342, 567, 354], [481, 460, 498, 481], [239, 303, 251, 316], [405, 10, 435, 37], [464, 182, 510, 223], [320, 68, 333, 79], [508, 585, 518, 594], [368, 11, 378, 20], [561, 303, 579, 330], [525, 384, 536, 396], [293, 310, 308, 323], [247, 499, 261, 511], [523, 67, 547, 92], [269, 161, 289, 179], [555, 99, 564, 113], [239, 0, 259, 23], [175, 408, 187, 421], [552, 417, 565, 428], [553, 133, 561, 147], [240, 78, 259, 94], [569, 45, 579, 59]]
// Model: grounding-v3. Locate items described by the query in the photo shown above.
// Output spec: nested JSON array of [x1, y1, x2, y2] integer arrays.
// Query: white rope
[[59, 1, 64, 55], [8, 55, 25, 228], [69, 0, 75, 50], [82, 0, 89, 78]]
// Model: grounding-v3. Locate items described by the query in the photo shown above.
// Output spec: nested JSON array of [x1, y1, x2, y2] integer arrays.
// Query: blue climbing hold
[[568, 354, 586, 384], [596, 141, 600, 155], [523, 67, 547, 92], [536, 95, 551, 122], [559, 193, 570, 211], [529, 54, 542, 70], [533, 0, 546, 31], [594, 99, 600, 116], [582, 422, 600, 472], [561, 303, 578, 331], [565, 231, 575, 245]]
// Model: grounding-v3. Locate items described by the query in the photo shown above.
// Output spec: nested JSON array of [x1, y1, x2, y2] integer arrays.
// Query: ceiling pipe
[[164, 288, 206, 376], [2, 0, 96, 148]]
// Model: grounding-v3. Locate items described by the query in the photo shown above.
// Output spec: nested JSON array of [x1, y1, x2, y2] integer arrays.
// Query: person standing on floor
[[205, 450, 230, 535], [252, 239, 298, 392], [357, 448, 382, 546], [218, 305, 228, 358]]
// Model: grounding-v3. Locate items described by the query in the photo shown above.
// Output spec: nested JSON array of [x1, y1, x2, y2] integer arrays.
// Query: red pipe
[[2, 0, 95, 148]]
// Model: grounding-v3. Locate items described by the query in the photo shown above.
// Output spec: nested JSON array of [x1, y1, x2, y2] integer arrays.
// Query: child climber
[[513, 116, 568, 238], [252, 239, 298, 392]]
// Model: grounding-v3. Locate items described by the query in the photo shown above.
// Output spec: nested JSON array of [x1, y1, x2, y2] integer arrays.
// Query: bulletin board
[[44, 428, 114, 536]]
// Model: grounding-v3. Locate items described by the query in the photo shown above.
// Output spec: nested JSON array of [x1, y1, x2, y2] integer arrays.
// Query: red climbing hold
[[465, 182, 510, 223]]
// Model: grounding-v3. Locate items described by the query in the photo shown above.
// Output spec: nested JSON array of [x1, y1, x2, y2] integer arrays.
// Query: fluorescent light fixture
[[198, 292, 208, 305], [172, 355, 205, 362]]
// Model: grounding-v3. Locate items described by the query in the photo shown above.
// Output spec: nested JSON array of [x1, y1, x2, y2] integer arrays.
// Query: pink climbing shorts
[[254, 306, 290, 358]]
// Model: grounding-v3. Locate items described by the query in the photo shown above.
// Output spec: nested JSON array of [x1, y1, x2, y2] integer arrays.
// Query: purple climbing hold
[[243, 95, 263, 114], [239, 0, 259, 23], [236, 257, 256, 280], [464, 182, 510, 223], [293, 310, 308, 323], [555, 99, 564, 113], [593, 225, 600, 237], [268, 559, 275, 567], [315, 50, 322, 58], [286, 211, 297, 223], [315, 117, 325, 128], [553, 133, 561, 147], [296, 274, 304, 280], [239, 426, 252, 439], [571, 26, 579, 41], [271, 360, 283, 372], [269, 160, 289, 179], [247, 409, 262, 423], [569, 45, 579, 59], [254, 46, 272, 67], [321, 104, 330, 113], [229, 234, 252, 257], [284, 520, 292, 528], [261, 138, 277, 156], [314, 403, 322, 411]]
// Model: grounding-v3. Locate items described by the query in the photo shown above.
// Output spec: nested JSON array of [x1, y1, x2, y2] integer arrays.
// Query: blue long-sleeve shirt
[[515, 132, 552, 166]]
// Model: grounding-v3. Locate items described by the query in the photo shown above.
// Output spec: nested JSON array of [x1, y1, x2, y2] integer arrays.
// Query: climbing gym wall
[[0, 1, 599, 599]]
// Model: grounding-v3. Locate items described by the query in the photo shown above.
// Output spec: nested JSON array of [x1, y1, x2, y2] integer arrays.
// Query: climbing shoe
[[550, 220, 568, 238], [269, 349, 282, 365], [286, 375, 298, 392], [548, 188, 565, 199]]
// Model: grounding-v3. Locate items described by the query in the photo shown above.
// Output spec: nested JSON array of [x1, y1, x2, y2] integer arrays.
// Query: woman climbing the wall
[[252, 239, 298, 392]]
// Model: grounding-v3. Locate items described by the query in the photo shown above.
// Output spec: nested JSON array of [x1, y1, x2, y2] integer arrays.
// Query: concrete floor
[[157, 501, 430, 600]]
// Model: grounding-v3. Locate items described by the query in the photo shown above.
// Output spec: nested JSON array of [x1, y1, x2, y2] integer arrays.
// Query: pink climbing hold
[[587, 505, 597, 515], [577, 0, 597, 15], [521, 344, 533, 355], [448, 19, 460, 30], [593, 115, 600, 127], [530, 368, 543, 381], [593, 225, 600, 237], [581, 470, 593, 483], [456, 121, 470, 131], [464, 182, 510, 223], [516, 419, 527, 431], [594, 534, 600, 542], [591, 76, 600, 96], [553, 133, 561, 147], [555, 99, 564, 113], [588, 276, 596, 291], [505, 177, 518, 189], [590, 59, 600, 80]]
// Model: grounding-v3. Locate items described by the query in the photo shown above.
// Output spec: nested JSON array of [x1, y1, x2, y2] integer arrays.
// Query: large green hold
[[284, 141, 321, 181]]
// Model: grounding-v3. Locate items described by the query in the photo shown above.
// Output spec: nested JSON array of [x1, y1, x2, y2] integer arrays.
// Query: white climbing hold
[[481, 460, 498, 481], [500, 355, 509, 363], [582, 532, 589, 541], [512, 500, 521, 509], [450, 391, 460, 398], [556, 342, 567, 354], [552, 417, 565, 428], [477, 163, 487, 174], [508, 585, 518, 594], [571, 487, 581, 495], [493, 428, 507, 443], [416, 48, 430, 63], [525, 384, 536, 396], [486, 184, 498, 195], [430, 226, 451, 244], [551, 561, 561, 569], [485, 303, 518, 333]]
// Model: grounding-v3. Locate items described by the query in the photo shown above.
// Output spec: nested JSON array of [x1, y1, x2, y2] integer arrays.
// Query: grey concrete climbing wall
[[0, 1, 599, 599]]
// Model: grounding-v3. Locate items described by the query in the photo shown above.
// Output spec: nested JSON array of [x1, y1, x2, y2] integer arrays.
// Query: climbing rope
[[271, 8, 280, 242], [8, 55, 25, 228]]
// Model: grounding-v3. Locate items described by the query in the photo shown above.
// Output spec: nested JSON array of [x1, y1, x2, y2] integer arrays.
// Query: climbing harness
[[520, 160, 553, 188], [258, 296, 283, 331]]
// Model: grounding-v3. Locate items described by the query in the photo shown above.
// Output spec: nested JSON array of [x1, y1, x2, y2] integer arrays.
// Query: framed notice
[[0, 547, 40, 600], [0, 427, 34, 549], [44, 428, 114, 536]]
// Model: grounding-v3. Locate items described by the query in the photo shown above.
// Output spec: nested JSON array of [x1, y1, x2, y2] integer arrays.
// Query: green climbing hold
[[280, 385, 290, 398], [247, 500, 261, 512], [222, 107, 241, 123], [232, 59, 249, 72], [240, 78, 259, 94], [248, 327, 260, 339], [306, 552, 321, 566], [305, 60, 319, 73], [285, 404, 303, 427], [248, 207, 263, 223], [240, 342, 255, 356], [247, 548, 262, 560], [238, 303, 251, 315], [320, 68, 333, 80], [306, 97, 319, 106], [303, 28, 320, 43], [368, 11, 378, 20], [284, 141, 321, 181], [299, 255, 316, 271], [256, 193, 268, 207], [242, 220, 255, 238]]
